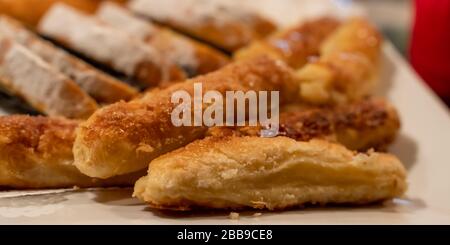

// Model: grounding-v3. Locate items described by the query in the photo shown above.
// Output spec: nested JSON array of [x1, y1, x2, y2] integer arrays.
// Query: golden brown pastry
[[0, 15, 137, 104], [0, 38, 98, 119], [96, 2, 230, 79], [296, 17, 383, 105], [235, 17, 340, 69], [128, 0, 277, 52], [0, 0, 127, 27], [37, 3, 186, 88], [73, 56, 299, 179], [208, 98, 400, 151], [134, 136, 407, 211], [0, 115, 142, 189]]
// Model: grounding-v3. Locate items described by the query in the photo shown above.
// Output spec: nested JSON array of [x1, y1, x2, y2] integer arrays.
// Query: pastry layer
[[134, 136, 407, 210]]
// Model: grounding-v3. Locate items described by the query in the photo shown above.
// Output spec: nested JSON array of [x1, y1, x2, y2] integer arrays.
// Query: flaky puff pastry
[[74, 56, 299, 179], [134, 137, 407, 211], [297, 18, 383, 105], [234, 17, 340, 69], [0, 115, 142, 189], [208, 98, 400, 151]]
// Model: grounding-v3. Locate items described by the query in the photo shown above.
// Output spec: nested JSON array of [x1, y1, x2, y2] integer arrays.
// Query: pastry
[[235, 17, 340, 69], [297, 18, 383, 104], [37, 3, 186, 88], [128, 0, 277, 51], [0, 115, 142, 189], [0, 15, 137, 104], [96, 2, 229, 79], [0, 0, 127, 27], [0, 38, 98, 119], [134, 136, 407, 210], [73, 56, 298, 179], [207, 98, 400, 151]]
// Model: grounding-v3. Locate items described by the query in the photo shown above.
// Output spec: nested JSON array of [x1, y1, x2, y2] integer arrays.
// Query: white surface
[[1, 0, 450, 225]]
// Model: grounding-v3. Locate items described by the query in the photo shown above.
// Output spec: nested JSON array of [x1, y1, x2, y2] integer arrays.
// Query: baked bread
[[0, 115, 142, 189], [73, 56, 299, 179], [0, 15, 137, 104], [297, 18, 383, 104], [235, 17, 340, 69], [37, 3, 186, 88], [128, 0, 277, 52], [0, 38, 98, 119], [207, 98, 400, 151], [134, 136, 407, 210], [96, 2, 229, 79]]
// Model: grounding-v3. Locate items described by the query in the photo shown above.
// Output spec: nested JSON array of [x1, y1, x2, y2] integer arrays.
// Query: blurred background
[[355, 0, 412, 56], [357, 0, 450, 107]]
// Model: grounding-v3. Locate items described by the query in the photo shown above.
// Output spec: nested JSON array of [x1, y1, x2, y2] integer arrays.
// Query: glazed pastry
[[0, 38, 98, 119], [37, 3, 186, 88], [134, 137, 407, 210], [0, 15, 137, 104], [0, 115, 142, 189], [73, 56, 299, 179], [296, 18, 383, 104], [208, 98, 400, 151], [235, 17, 340, 69], [96, 2, 229, 79], [128, 0, 277, 52]]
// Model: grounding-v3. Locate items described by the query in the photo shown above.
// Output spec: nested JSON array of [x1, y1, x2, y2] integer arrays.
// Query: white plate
[[1, 0, 450, 225]]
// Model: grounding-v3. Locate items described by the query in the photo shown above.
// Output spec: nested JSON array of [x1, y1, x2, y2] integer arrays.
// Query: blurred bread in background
[[0, 0, 126, 27]]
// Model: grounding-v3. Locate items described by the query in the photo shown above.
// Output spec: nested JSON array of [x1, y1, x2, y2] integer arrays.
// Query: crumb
[[253, 213, 262, 217], [229, 212, 240, 220], [72, 186, 80, 190]]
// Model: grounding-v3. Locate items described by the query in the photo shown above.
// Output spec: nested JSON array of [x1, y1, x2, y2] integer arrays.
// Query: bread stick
[[128, 0, 277, 52], [297, 18, 383, 104], [38, 3, 186, 88], [235, 17, 340, 69], [0, 15, 137, 104], [96, 2, 229, 78], [0, 39, 98, 119], [73, 56, 299, 179], [0, 115, 141, 189], [134, 137, 407, 210]]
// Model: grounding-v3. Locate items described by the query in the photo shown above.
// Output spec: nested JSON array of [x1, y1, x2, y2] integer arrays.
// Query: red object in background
[[410, 0, 450, 105]]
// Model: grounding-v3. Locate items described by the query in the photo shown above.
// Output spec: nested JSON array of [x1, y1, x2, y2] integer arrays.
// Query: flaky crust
[[235, 17, 340, 69], [0, 115, 141, 189], [74, 56, 298, 179], [207, 98, 400, 151], [134, 137, 407, 211], [297, 18, 383, 104]]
